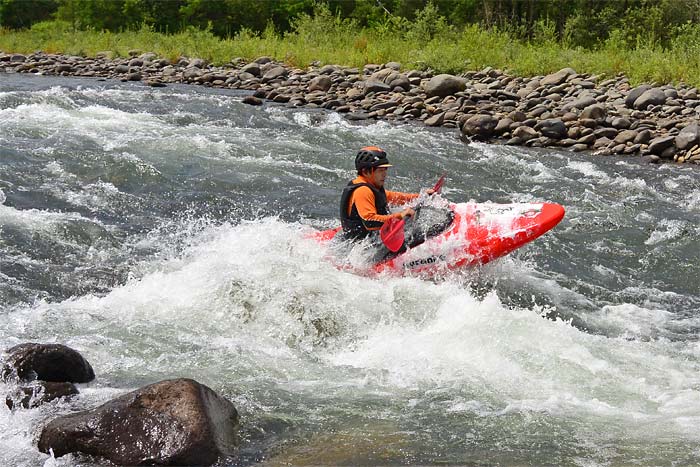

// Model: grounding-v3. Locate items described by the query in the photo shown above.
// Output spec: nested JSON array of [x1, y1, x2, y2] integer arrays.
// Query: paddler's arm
[[352, 186, 413, 230], [386, 187, 436, 205]]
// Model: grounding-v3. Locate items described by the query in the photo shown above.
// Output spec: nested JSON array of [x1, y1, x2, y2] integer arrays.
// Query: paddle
[[379, 174, 446, 253]]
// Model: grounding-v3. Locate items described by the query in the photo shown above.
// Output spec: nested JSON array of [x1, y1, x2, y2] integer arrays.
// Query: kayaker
[[339, 146, 434, 241]]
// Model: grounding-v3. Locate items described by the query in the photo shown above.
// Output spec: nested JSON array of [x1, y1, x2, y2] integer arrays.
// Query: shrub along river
[[1, 73, 699, 466]]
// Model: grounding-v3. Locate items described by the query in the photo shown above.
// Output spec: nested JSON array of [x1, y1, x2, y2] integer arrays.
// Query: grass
[[2, 17, 700, 89]]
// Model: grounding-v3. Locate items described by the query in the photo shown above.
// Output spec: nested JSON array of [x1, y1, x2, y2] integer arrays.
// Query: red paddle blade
[[432, 174, 446, 194], [380, 217, 405, 253]]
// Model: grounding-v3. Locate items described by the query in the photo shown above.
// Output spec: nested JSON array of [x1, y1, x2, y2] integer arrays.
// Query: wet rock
[[38, 378, 239, 466], [1, 343, 94, 383], [6, 381, 79, 409], [675, 123, 700, 150], [243, 96, 263, 105], [424, 74, 466, 97]]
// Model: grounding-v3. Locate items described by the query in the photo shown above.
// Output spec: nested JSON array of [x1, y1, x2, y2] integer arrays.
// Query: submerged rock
[[1, 343, 94, 383], [6, 381, 78, 409], [38, 378, 239, 466]]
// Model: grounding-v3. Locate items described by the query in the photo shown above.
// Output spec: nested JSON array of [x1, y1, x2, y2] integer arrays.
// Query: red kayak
[[310, 201, 565, 276]]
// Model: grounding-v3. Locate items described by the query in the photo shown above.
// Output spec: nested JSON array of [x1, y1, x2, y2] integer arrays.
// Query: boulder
[[424, 74, 466, 98], [38, 378, 239, 466], [461, 114, 499, 140], [675, 123, 700, 150], [540, 68, 576, 86], [1, 343, 94, 383], [633, 88, 667, 110]]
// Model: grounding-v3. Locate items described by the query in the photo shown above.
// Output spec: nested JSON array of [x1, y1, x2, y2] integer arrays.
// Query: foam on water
[[2, 76, 700, 465]]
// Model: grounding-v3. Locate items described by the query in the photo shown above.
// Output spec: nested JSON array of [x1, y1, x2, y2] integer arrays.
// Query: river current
[[1, 73, 699, 466]]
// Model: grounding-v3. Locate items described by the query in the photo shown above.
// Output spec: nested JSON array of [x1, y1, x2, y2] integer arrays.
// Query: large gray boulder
[[424, 74, 466, 97], [1, 343, 94, 383], [38, 378, 239, 466]]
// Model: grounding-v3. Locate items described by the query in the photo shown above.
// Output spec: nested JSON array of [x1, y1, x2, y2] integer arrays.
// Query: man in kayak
[[339, 146, 433, 241]]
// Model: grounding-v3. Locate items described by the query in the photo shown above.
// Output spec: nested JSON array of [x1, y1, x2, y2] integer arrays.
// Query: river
[[1, 73, 699, 466]]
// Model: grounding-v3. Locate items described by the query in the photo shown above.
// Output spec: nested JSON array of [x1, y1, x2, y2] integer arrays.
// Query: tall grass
[[2, 10, 700, 88]]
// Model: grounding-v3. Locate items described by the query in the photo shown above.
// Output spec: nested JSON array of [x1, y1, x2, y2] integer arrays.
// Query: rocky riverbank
[[2, 50, 700, 165]]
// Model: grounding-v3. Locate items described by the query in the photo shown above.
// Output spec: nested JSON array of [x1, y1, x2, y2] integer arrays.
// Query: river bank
[[2, 50, 700, 165]]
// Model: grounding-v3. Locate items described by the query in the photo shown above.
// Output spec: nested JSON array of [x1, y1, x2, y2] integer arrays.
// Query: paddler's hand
[[398, 207, 415, 219], [426, 188, 436, 196]]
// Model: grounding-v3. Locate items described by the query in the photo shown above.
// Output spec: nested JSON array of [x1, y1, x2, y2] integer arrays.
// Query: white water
[[1, 74, 699, 465]]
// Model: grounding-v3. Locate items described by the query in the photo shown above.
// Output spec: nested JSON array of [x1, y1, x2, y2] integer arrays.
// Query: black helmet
[[355, 146, 392, 171]]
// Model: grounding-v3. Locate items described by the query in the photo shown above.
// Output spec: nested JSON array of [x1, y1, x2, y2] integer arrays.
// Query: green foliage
[[0, 0, 58, 29], [3, 0, 700, 88]]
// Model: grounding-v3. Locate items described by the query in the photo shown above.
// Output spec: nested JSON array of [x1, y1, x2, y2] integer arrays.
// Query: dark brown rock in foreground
[[1, 343, 94, 383], [38, 378, 239, 466]]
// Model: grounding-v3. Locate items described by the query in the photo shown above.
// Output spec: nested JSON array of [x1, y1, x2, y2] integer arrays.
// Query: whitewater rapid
[[1, 73, 699, 466]]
